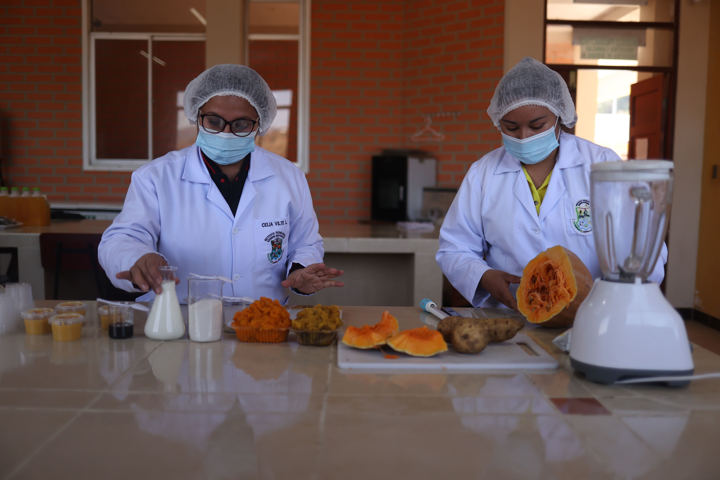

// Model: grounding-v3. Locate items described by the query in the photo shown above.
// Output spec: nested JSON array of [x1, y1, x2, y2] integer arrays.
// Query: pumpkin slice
[[387, 326, 448, 357], [516, 245, 592, 328], [341, 310, 400, 349]]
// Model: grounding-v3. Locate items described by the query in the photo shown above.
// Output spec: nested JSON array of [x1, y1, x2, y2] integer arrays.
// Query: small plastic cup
[[55, 301, 86, 320], [222, 297, 252, 333], [21, 307, 55, 335], [50, 313, 84, 342], [98, 304, 112, 330], [107, 303, 134, 340]]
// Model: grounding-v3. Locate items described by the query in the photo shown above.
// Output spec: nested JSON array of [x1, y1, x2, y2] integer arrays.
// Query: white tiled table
[[1, 303, 719, 479]]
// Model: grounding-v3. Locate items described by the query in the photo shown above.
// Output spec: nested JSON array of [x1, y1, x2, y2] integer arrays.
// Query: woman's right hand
[[116, 253, 168, 294], [480, 269, 522, 310]]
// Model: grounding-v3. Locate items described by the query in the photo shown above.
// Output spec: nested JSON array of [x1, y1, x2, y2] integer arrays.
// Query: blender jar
[[590, 160, 673, 283]]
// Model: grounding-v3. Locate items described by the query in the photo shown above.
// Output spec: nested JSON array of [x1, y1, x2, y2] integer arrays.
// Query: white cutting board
[[337, 332, 558, 371]]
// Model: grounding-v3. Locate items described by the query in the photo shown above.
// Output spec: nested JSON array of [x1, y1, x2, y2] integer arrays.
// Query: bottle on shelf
[[19, 187, 32, 224], [26, 187, 51, 226], [8, 187, 21, 223], [0, 187, 9, 218]]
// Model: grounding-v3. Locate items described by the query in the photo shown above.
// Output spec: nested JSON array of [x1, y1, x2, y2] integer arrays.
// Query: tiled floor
[[685, 319, 720, 355]]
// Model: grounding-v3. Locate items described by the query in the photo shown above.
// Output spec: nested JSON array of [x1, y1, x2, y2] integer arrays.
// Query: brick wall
[[0, 0, 504, 222], [310, 0, 503, 223], [0, 0, 132, 204]]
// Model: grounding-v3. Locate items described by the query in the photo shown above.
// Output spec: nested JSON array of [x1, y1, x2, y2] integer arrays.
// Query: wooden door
[[694, 2, 720, 319], [628, 75, 667, 159]]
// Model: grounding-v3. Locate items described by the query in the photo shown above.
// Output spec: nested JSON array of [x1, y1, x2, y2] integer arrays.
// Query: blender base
[[569, 279, 694, 387], [570, 358, 693, 387]]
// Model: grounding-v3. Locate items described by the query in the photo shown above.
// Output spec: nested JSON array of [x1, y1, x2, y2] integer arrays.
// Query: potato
[[483, 317, 524, 342], [437, 316, 462, 343], [451, 318, 490, 354]]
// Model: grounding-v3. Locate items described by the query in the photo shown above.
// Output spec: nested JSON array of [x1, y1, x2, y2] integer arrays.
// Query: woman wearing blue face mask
[[99, 64, 343, 303], [436, 57, 667, 309]]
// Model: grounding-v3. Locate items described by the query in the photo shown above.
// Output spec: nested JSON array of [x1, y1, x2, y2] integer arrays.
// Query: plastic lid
[[50, 313, 84, 325], [591, 159, 673, 171], [56, 301, 85, 308], [21, 307, 55, 319], [222, 296, 254, 304], [55, 301, 86, 315], [591, 160, 672, 182]]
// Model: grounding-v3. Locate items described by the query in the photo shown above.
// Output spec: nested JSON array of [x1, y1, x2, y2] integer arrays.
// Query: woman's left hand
[[281, 263, 345, 294]]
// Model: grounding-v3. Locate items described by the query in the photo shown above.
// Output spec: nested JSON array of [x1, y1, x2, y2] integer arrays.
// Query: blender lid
[[591, 160, 673, 182], [591, 159, 673, 171]]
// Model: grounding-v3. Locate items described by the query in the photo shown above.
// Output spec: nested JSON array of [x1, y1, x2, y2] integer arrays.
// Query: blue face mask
[[501, 120, 559, 165], [195, 130, 256, 165]]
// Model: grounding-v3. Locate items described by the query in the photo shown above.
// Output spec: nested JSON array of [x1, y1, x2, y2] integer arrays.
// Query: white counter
[[0, 221, 442, 306]]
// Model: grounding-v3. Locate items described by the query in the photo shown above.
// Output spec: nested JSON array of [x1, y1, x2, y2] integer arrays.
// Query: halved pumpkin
[[341, 310, 400, 349], [516, 245, 592, 328], [387, 326, 448, 357]]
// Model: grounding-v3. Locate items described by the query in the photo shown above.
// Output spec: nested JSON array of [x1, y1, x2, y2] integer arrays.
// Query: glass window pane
[[151, 40, 206, 158], [248, 1, 299, 35], [94, 39, 148, 159], [249, 40, 298, 162], [546, 0, 675, 23], [545, 25, 674, 67], [575, 69, 641, 159], [91, 0, 206, 33]]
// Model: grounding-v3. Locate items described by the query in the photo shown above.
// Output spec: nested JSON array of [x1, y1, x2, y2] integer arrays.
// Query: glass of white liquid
[[144, 265, 185, 340], [188, 275, 224, 342]]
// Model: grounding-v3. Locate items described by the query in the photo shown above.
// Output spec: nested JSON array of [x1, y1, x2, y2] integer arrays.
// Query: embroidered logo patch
[[573, 199, 592, 233], [265, 231, 286, 263]]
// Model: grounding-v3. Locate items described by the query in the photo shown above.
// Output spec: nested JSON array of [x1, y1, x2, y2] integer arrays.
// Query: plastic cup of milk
[[188, 275, 224, 342]]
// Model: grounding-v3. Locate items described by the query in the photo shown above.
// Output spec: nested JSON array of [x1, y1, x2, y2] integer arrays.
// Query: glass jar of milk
[[187, 274, 225, 342], [144, 266, 185, 340]]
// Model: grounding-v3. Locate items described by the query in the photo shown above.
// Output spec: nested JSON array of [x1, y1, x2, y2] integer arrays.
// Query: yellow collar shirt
[[522, 166, 552, 215]]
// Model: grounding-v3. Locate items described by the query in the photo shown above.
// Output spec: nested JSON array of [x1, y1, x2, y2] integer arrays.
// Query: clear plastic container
[[290, 305, 343, 346], [98, 304, 112, 330], [50, 313, 84, 342], [291, 327, 342, 346], [55, 301, 86, 319], [21, 307, 55, 335], [233, 326, 289, 343], [107, 303, 134, 339], [222, 296, 252, 333], [188, 276, 224, 343]]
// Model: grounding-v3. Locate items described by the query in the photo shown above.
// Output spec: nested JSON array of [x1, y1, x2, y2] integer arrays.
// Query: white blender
[[569, 160, 694, 386]]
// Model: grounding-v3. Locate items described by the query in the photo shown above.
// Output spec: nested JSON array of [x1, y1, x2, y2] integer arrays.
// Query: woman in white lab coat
[[99, 64, 343, 303], [436, 57, 666, 309]]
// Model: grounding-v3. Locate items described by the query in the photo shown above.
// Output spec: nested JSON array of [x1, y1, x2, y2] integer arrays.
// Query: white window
[[83, 0, 310, 171]]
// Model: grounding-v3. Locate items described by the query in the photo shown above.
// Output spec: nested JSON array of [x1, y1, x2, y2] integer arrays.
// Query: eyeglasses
[[198, 114, 258, 137]]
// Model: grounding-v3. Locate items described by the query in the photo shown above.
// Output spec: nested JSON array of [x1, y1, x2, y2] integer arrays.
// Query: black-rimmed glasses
[[198, 114, 258, 137]]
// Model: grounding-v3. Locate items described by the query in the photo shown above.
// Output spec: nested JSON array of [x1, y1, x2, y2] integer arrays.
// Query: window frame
[[82, 0, 311, 172], [543, 0, 680, 159], [84, 32, 205, 171]]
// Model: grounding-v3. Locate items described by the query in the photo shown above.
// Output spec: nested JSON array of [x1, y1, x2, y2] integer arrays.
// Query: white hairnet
[[184, 64, 277, 134], [487, 57, 577, 128]]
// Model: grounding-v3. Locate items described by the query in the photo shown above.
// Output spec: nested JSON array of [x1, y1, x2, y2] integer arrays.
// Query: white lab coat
[[98, 145, 324, 304], [436, 132, 667, 307]]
